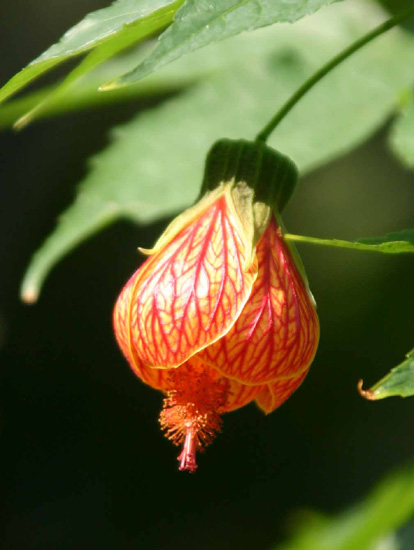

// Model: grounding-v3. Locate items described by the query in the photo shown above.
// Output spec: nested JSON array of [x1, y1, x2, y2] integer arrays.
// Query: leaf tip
[[20, 286, 39, 305], [13, 113, 32, 131], [137, 246, 153, 256], [98, 80, 123, 92], [20, 270, 41, 304], [357, 379, 377, 401]]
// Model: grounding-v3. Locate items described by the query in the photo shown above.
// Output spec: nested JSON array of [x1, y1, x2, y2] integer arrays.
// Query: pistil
[[159, 362, 229, 473], [178, 427, 198, 473]]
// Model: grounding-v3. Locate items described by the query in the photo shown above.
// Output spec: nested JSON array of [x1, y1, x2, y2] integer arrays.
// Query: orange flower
[[113, 140, 319, 472]]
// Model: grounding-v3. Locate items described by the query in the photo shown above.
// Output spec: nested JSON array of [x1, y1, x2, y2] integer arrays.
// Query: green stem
[[284, 233, 414, 254], [256, 5, 414, 143], [284, 233, 366, 251]]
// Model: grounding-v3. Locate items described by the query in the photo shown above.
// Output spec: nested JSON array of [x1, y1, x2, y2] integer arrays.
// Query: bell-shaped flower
[[113, 139, 319, 472]]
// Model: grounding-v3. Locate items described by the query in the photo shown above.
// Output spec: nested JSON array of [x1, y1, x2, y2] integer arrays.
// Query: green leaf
[[0, 42, 214, 130], [358, 349, 414, 401], [20, 1, 414, 301], [13, 28, 147, 130], [273, 463, 414, 550], [284, 229, 414, 254], [0, 78, 186, 130], [0, 0, 184, 106], [106, 0, 341, 89], [389, 92, 414, 170]]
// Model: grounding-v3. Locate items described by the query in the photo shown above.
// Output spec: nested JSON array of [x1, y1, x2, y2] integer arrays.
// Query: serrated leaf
[[389, 93, 414, 170], [285, 229, 414, 254], [0, 0, 184, 106], [273, 463, 414, 550], [108, 0, 341, 88], [20, 1, 414, 302], [359, 349, 414, 401]]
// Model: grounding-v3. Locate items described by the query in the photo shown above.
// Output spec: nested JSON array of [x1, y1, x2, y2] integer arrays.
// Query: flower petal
[[129, 194, 257, 368], [114, 283, 262, 411], [223, 379, 264, 412], [255, 371, 308, 414], [199, 218, 319, 384], [113, 276, 166, 390]]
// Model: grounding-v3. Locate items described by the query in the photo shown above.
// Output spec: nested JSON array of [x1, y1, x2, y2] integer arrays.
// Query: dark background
[[1, 1, 414, 549]]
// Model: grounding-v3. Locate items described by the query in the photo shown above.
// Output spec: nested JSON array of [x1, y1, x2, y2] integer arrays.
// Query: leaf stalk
[[256, 5, 414, 143]]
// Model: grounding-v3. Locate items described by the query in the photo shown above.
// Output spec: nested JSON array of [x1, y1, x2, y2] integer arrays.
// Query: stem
[[284, 233, 364, 251], [284, 233, 414, 254], [256, 6, 414, 143]]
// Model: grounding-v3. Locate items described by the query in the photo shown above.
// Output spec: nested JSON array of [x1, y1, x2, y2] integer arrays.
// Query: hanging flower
[[113, 139, 319, 472]]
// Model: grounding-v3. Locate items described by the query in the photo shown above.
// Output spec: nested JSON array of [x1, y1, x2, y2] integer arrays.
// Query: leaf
[[0, 0, 184, 106], [358, 349, 414, 401], [284, 229, 414, 254], [272, 463, 414, 550], [106, 0, 341, 89], [0, 42, 214, 130], [0, 79, 186, 131], [389, 92, 414, 170], [13, 27, 148, 130], [20, 1, 414, 302], [21, 198, 120, 304]]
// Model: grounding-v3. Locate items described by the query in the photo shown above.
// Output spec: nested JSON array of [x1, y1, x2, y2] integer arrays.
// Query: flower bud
[[113, 139, 319, 471]]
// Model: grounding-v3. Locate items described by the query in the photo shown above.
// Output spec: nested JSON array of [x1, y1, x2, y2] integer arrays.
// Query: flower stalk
[[256, 5, 414, 143]]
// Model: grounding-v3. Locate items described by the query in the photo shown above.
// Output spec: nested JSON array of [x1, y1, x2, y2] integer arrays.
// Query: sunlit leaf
[[0, 79, 184, 130], [389, 92, 414, 170], [0, 0, 184, 106], [106, 0, 341, 89], [0, 42, 216, 130], [272, 463, 414, 550], [359, 349, 414, 401], [285, 229, 414, 254], [20, 1, 414, 302]]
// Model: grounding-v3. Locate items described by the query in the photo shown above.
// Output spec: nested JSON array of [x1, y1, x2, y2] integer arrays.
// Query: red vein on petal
[[129, 195, 257, 369], [113, 276, 165, 389], [199, 218, 319, 385], [255, 370, 308, 414]]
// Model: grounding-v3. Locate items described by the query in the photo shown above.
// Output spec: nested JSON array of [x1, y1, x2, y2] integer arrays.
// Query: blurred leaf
[[0, 0, 184, 106], [0, 41, 221, 130], [20, 1, 414, 301], [358, 230, 414, 249], [389, 92, 414, 170], [359, 349, 414, 401], [273, 463, 414, 550], [106, 0, 340, 89], [285, 229, 414, 254], [0, 79, 184, 130], [12, 27, 151, 130]]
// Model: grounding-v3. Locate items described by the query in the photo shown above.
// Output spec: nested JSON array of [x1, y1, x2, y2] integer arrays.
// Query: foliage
[[390, 92, 414, 170], [0, 0, 185, 106], [11, 1, 414, 302], [273, 463, 414, 550], [3, 0, 414, 545], [107, 0, 341, 88], [285, 229, 414, 254], [359, 349, 414, 400]]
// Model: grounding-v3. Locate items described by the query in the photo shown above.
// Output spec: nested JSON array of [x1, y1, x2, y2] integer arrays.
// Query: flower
[[113, 140, 319, 472]]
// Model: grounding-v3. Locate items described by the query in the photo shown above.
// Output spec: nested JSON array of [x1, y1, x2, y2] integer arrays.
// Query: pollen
[[159, 362, 229, 473]]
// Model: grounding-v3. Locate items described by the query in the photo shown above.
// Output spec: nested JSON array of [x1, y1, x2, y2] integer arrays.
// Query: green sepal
[[201, 138, 298, 213]]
